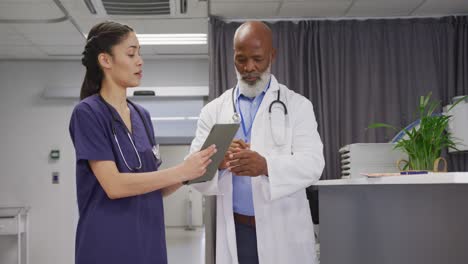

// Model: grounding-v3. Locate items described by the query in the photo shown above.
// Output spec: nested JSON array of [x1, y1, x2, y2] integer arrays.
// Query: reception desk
[[316, 172, 468, 264]]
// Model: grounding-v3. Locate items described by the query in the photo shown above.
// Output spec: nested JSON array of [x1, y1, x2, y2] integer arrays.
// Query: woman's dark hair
[[80, 21, 133, 100]]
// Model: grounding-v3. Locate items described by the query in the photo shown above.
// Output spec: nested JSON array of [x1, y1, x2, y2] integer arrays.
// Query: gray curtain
[[209, 16, 468, 180], [205, 15, 467, 264], [450, 16, 468, 171]]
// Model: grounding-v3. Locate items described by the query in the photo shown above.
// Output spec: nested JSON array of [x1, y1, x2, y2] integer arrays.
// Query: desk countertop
[[316, 172, 468, 186]]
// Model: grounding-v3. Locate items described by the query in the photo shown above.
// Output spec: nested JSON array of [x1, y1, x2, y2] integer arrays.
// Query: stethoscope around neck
[[99, 95, 161, 171], [231, 86, 288, 145]]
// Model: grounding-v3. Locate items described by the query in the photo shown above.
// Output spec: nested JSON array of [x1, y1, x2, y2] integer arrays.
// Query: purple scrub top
[[69, 94, 167, 264]]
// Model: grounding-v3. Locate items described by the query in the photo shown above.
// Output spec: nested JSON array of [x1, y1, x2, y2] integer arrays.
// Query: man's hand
[[218, 139, 250, 169], [226, 149, 268, 177]]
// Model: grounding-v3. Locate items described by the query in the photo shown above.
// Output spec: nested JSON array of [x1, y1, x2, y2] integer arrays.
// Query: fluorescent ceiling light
[[137, 34, 207, 45]]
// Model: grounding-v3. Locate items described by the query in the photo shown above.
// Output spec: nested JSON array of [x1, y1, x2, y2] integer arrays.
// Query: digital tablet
[[186, 123, 240, 184]]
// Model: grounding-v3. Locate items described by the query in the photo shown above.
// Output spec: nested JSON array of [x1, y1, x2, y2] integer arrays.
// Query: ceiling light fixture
[[137, 34, 207, 45]]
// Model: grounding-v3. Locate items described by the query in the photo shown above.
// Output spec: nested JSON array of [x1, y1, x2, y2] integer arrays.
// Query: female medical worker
[[69, 21, 216, 264]]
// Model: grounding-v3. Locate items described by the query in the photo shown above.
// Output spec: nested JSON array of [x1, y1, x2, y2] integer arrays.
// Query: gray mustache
[[242, 73, 261, 79]]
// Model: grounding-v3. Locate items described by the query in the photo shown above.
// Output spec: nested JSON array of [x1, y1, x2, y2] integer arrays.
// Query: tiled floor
[[165, 226, 321, 264], [166, 227, 205, 264]]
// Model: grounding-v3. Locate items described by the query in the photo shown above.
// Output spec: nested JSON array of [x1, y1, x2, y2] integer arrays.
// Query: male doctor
[[190, 21, 325, 264]]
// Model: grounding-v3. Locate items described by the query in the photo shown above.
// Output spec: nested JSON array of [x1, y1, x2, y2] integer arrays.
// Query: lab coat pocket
[[286, 189, 305, 200], [268, 138, 292, 157], [259, 176, 272, 201]]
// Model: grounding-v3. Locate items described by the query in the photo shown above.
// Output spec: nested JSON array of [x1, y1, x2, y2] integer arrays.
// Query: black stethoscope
[[99, 95, 161, 171], [231, 85, 288, 123], [231, 84, 288, 145]]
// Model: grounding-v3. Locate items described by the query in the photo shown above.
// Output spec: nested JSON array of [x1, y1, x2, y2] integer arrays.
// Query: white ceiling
[[0, 0, 466, 60], [211, 0, 468, 18]]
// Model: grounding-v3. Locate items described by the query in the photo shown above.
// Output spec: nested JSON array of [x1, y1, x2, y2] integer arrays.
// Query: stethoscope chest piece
[[232, 113, 241, 123], [152, 144, 160, 161], [152, 144, 162, 168]]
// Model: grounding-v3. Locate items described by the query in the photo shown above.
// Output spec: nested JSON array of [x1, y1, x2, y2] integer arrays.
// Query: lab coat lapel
[[222, 87, 237, 124], [250, 75, 280, 150], [256, 75, 280, 122]]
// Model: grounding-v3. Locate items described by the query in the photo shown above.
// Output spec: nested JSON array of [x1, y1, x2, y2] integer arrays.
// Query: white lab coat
[[189, 75, 325, 264]]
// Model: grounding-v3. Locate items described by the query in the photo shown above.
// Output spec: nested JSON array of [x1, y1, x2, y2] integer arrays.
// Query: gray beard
[[236, 65, 271, 98]]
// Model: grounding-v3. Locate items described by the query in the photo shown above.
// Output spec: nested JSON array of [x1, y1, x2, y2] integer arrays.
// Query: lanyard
[[236, 79, 271, 140], [237, 100, 255, 139]]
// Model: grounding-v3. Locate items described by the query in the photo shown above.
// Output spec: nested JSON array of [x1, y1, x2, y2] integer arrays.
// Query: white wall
[[0, 59, 208, 264], [159, 146, 204, 227]]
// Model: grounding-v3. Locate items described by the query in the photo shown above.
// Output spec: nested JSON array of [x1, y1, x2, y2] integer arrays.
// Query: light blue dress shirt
[[231, 79, 271, 216]]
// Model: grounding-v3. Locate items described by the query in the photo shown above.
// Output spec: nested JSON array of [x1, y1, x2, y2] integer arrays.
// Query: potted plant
[[369, 92, 466, 172]]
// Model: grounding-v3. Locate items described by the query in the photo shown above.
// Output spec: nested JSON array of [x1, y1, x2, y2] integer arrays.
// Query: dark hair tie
[[81, 48, 94, 68], [86, 35, 98, 43]]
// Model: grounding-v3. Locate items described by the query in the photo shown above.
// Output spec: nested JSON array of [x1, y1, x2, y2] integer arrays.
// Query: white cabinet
[[0, 207, 29, 264], [0, 217, 20, 235]]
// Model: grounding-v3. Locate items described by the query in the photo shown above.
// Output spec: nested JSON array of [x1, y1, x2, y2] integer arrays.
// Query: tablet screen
[[187, 123, 240, 184]]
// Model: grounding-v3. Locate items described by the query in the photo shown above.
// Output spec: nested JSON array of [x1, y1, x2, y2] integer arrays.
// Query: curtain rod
[[219, 14, 468, 23]]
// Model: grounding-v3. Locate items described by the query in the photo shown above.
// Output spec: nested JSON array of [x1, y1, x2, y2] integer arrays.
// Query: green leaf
[[447, 95, 468, 112], [369, 91, 462, 171], [367, 123, 398, 130]]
